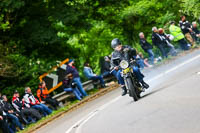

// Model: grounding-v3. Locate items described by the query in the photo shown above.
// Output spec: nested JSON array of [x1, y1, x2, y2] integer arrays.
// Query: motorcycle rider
[[110, 38, 149, 96]]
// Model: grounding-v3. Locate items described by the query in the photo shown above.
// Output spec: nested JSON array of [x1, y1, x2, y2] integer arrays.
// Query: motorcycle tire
[[126, 77, 139, 101]]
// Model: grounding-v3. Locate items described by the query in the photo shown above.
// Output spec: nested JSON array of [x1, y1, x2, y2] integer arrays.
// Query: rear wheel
[[126, 77, 139, 101]]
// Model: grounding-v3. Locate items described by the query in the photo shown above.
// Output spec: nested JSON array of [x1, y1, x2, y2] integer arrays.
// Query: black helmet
[[111, 38, 121, 49]]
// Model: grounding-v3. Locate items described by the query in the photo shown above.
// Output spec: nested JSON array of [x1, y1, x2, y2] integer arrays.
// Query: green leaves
[[180, 0, 200, 19], [0, 0, 199, 98]]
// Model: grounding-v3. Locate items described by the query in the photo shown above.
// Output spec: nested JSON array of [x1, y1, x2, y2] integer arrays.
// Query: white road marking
[[148, 54, 200, 82], [65, 96, 121, 133], [66, 53, 200, 133]]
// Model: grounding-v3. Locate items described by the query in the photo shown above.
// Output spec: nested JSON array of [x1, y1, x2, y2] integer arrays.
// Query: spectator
[[37, 81, 59, 110], [179, 15, 196, 47], [191, 21, 200, 42], [2, 95, 24, 131], [0, 114, 11, 133], [101, 56, 118, 78], [23, 87, 52, 117], [62, 73, 83, 101], [158, 28, 177, 56], [12, 91, 41, 123], [169, 21, 190, 50], [84, 62, 106, 88], [66, 59, 88, 97], [0, 96, 12, 133], [139, 32, 154, 64], [136, 52, 152, 69], [152, 26, 168, 58]]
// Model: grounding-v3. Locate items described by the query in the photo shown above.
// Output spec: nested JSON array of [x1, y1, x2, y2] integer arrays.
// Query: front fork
[[123, 72, 143, 95]]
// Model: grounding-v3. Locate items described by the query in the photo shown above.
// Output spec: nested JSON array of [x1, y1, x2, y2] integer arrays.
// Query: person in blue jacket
[[83, 62, 106, 88]]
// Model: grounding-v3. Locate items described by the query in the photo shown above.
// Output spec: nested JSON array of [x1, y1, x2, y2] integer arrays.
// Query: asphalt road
[[37, 49, 200, 133]]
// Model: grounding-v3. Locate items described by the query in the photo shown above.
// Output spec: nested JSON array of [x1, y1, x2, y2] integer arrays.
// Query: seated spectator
[[192, 21, 200, 42], [152, 26, 168, 58], [136, 52, 153, 69], [84, 62, 106, 88], [139, 32, 154, 64], [37, 81, 59, 110], [0, 114, 11, 133], [12, 91, 41, 123], [158, 28, 177, 56], [101, 56, 117, 78], [23, 87, 52, 117], [2, 95, 24, 131], [0, 97, 12, 133], [66, 59, 88, 97], [169, 21, 190, 50], [63, 73, 83, 101]]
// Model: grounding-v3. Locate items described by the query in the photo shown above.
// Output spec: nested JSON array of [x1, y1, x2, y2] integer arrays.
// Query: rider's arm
[[110, 52, 119, 70], [124, 45, 137, 57]]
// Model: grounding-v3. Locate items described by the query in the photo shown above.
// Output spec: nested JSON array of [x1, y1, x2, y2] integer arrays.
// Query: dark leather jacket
[[62, 78, 74, 88], [101, 61, 111, 73], [139, 38, 153, 52], [2, 101, 14, 113], [110, 45, 136, 69], [0, 103, 4, 116], [179, 20, 192, 34], [152, 32, 164, 46], [192, 27, 199, 35]]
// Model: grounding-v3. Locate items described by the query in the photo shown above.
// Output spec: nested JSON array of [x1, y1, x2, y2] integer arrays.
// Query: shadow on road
[[127, 84, 172, 104]]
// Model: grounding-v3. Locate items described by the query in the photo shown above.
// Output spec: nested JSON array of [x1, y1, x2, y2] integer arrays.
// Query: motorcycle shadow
[[127, 86, 167, 104]]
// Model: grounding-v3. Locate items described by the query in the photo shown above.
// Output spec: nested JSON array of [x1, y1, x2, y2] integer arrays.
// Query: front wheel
[[126, 77, 139, 101]]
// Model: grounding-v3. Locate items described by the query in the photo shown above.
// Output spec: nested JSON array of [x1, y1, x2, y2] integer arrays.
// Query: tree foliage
[[0, 0, 199, 99]]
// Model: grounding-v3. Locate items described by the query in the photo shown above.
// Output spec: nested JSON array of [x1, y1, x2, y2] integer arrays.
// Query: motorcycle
[[112, 50, 144, 101]]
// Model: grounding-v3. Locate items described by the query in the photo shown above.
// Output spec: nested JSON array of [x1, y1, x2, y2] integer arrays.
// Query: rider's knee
[[132, 66, 139, 72]]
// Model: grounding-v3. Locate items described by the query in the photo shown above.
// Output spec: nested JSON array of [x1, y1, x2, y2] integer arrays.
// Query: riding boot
[[141, 80, 149, 89], [121, 86, 127, 96]]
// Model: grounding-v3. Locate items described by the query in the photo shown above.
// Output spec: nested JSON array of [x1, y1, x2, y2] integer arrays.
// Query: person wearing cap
[[37, 81, 59, 110], [139, 32, 154, 64], [152, 26, 168, 58], [110, 38, 149, 96], [12, 90, 42, 123], [179, 15, 196, 47], [169, 21, 190, 50], [66, 59, 88, 97], [84, 62, 106, 88]]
